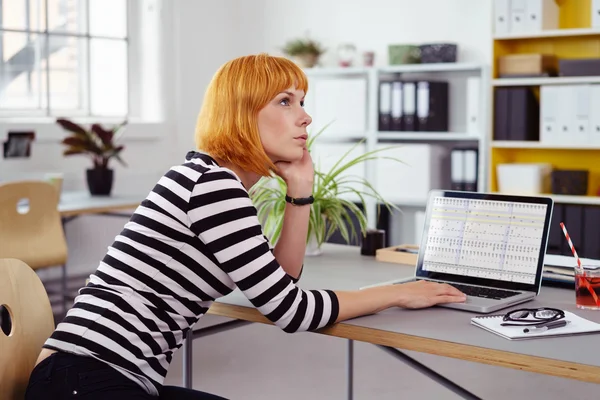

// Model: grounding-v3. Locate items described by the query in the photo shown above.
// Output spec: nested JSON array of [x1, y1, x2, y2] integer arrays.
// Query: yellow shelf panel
[[557, 0, 593, 29], [490, 148, 600, 196]]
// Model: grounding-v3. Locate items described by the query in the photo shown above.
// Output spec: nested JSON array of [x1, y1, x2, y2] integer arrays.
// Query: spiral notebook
[[471, 311, 600, 340]]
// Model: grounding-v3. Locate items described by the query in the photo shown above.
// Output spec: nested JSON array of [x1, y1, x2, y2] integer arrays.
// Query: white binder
[[590, 85, 600, 145], [540, 85, 561, 144], [593, 0, 600, 28], [510, 0, 527, 33], [494, 0, 512, 35], [466, 77, 480, 135], [572, 85, 591, 145], [525, 0, 559, 32]]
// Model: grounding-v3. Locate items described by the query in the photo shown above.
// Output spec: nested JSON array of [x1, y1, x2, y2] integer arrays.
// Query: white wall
[[1, 0, 494, 279]]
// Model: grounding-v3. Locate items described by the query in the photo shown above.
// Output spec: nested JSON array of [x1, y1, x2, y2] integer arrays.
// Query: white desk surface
[[216, 244, 600, 370], [57, 191, 145, 216]]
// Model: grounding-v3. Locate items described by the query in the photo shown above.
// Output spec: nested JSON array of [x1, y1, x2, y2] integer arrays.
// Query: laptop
[[365, 190, 554, 314]]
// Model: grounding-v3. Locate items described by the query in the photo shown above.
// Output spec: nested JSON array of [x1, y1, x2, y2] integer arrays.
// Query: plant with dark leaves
[[56, 118, 127, 169]]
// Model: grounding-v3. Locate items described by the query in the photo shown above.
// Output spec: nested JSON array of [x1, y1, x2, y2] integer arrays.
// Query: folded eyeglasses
[[500, 307, 565, 327]]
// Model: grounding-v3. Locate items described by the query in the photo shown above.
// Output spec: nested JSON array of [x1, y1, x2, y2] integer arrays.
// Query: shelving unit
[[489, 0, 600, 202], [303, 63, 490, 228]]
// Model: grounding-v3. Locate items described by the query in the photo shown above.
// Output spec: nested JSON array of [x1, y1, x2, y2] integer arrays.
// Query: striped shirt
[[43, 151, 340, 395]]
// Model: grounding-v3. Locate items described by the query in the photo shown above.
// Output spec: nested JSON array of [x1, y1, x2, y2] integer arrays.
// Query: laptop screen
[[416, 191, 553, 293]]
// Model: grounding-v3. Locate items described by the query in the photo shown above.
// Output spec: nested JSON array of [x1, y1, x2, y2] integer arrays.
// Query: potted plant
[[281, 37, 326, 68], [56, 118, 127, 196], [249, 123, 402, 256]]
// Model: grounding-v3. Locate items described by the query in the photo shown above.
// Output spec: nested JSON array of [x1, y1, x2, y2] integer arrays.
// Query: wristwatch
[[285, 194, 314, 206]]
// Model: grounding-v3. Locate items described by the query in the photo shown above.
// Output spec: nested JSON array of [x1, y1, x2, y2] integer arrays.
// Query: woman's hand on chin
[[274, 148, 314, 198]]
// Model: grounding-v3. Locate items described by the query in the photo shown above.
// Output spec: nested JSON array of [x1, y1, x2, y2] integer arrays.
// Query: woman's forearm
[[334, 286, 399, 322], [273, 202, 310, 279]]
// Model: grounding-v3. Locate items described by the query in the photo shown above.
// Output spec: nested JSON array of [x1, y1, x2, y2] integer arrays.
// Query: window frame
[[0, 0, 130, 119]]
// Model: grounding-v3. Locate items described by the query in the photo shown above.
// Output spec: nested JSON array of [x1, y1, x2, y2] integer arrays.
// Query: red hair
[[195, 53, 309, 177]]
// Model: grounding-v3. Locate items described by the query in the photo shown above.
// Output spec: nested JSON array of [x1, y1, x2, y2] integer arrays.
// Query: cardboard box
[[498, 54, 557, 77], [376, 244, 419, 266]]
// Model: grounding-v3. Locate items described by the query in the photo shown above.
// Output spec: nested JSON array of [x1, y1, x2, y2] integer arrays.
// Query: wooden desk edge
[[208, 302, 600, 384], [59, 204, 139, 218]]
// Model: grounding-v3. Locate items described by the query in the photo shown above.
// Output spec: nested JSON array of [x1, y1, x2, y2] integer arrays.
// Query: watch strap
[[285, 194, 314, 205]]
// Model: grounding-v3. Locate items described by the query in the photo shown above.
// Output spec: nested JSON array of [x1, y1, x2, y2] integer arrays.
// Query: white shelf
[[494, 28, 600, 40], [377, 62, 483, 74], [492, 141, 600, 150], [378, 132, 480, 141], [549, 194, 600, 206], [303, 67, 369, 77], [493, 76, 600, 86], [303, 63, 484, 77]]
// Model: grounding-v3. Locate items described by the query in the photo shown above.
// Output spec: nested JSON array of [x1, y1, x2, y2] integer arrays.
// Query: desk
[[58, 191, 143, 217], [202, 244, 600, 399]]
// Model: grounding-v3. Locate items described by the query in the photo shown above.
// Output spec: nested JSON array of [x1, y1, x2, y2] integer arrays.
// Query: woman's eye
[[279, 98, 290, 106], [300, 100, 305, 107]]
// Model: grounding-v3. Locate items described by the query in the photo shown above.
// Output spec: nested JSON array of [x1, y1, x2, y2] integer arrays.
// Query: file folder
[[508, 87, 539, 141], [390, 81, 403, 131], [402, 82, 417, 131], [494, 0, 511, 35], [378, 81, 392, 131], [494, 88, 510, 140], [450, 149, 465, 191], [463, 149, 478, 192], [466, 77, 480, 135], [416, 81, 449, 132]]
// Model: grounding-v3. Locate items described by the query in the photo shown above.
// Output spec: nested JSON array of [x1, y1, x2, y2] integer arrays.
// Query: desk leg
[[183, 330, 193, 389], [346, 339, 354, 400], [376, 345, 482, 400]]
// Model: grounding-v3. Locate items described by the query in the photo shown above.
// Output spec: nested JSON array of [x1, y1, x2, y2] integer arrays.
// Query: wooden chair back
[[0, 181, 68, 269], [0, 258, 55, 400]]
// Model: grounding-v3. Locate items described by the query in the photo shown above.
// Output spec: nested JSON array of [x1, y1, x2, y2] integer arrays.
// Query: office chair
[[0, 258, 55, 400], [0, 181, 69, 313]]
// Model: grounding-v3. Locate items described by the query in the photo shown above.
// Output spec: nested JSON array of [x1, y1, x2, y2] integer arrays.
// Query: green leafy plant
[[57, 118, 127, 169], [282, 37, 325, 57], [249, 123, 404, 251]]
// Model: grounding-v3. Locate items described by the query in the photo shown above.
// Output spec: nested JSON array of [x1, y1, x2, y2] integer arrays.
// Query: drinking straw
[[560, 222, 600, 306]]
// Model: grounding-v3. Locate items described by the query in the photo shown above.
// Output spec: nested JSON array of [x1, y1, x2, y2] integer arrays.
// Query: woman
[[25, 53, 466, 400]]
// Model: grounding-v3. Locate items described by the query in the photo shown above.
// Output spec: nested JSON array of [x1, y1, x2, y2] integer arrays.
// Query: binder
[[494, 88, 510, 140], [508, 87, 539, 141], [463, 149, 478, 192], [556, 85, 574, 145], [593, 0, 600, 28], [378, 81, 392, 131], [565, 205, 584, 257], [390, 81, 403, 131], [450, 149, 465, 191], [402, 82, 417, 131], [547, 203, 564, 255], [572, 85, 591, 145], [583, 206, 600, 259], [540, 85, 561, 144], [510, 0, 527, 34], [416, 81, 449, 132], [494, 0, 511, 35], [525, 0, 559, 32], [590, 85, 600, 145], [466, 77, 480, 135]]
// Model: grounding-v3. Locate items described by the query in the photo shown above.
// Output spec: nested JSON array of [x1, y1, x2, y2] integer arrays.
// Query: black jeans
[[25, 351, 228, 400]]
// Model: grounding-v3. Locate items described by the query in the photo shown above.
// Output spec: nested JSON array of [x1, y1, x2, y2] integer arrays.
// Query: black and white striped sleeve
[[188, 170, 339, 333]]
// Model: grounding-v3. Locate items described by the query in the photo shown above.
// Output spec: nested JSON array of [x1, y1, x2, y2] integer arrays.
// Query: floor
[[47, 280, 599, 400]]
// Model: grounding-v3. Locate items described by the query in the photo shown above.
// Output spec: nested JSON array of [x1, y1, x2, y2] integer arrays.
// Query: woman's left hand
[[275, 148, 314, 198]]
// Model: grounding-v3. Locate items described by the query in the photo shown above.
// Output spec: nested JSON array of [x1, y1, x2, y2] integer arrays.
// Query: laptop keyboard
[[449, 283, 520, 300]]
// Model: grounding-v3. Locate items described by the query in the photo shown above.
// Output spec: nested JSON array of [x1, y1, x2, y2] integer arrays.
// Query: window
[[0, 0, 128, 118]]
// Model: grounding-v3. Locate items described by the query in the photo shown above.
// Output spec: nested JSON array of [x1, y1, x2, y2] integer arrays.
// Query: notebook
[[471, 311, 600, 340]]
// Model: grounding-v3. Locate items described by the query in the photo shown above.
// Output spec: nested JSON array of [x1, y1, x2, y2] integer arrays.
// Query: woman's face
[[257, 86, 312, 163]]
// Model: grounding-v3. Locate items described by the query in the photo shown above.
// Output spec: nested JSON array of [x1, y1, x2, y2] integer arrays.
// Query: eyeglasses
[[501, 307, 565, 327]]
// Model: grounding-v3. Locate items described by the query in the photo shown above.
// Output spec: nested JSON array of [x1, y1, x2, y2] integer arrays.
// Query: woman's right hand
[[393, 280, 467, 309]]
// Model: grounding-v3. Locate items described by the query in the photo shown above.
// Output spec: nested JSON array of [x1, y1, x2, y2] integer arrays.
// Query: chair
[[0, 258, 55, 400], [0, 181, 69, 312]]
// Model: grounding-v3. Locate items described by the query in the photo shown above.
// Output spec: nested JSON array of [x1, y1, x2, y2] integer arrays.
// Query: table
[[201, 244, 600, 400], [58, 191, 143, 218]]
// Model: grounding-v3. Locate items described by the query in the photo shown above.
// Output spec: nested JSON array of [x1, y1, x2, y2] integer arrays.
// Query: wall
[[1, 0, 494, 279]]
